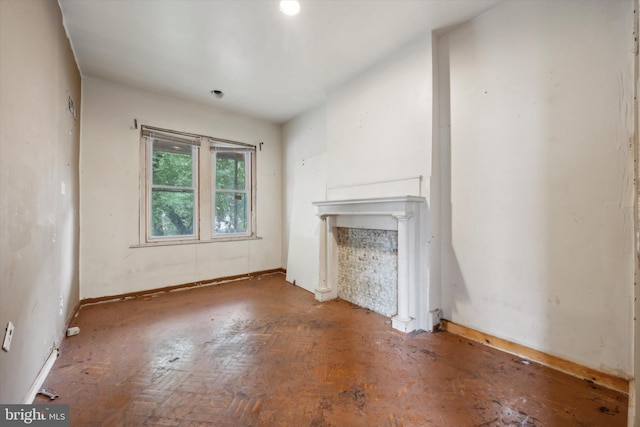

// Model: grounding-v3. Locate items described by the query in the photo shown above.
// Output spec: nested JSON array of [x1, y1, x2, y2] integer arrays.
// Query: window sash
[[212, 150, 253, 237], [146, 137, 199, 241]]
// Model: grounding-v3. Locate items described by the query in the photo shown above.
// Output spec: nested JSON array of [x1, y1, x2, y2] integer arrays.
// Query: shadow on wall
[[438, 0, 633, 379], [432, 29, 469, 322]]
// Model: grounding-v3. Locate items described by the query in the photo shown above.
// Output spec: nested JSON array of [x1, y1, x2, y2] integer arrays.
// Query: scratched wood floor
[[36, 274, 627, 426]]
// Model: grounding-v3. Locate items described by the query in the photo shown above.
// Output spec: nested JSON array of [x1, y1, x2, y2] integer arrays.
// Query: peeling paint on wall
[[0, 0, 81, 403]]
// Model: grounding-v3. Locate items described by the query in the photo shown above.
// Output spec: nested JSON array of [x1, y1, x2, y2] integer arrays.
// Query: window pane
[[216, 152, 246, 190], [215, 192, 247, 234], [152, 140, 193, 186], [151, 189, 194, 237]]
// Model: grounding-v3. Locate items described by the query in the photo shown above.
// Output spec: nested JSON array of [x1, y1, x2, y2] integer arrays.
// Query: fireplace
[[313, 196, 429, 333]]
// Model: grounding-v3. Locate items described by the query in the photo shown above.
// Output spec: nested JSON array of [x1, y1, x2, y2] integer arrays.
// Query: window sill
[[130, 235, 263, 248]]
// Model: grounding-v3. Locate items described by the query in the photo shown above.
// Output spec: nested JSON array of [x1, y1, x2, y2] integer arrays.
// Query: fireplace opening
[[337, 227, 398, 317]]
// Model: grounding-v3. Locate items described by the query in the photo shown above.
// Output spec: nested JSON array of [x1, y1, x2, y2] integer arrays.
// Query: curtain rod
[[140, 124, 255, 148]]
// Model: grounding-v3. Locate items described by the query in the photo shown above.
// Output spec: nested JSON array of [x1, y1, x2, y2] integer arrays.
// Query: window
[[148, 136, 199, 240], [140, 126, 256, 244], [212, 142, 254, 236]]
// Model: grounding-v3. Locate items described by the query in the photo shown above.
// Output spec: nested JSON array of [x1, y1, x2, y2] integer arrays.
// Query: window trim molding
[[138, 125, 258, 246], [211, 145, 256, 238]]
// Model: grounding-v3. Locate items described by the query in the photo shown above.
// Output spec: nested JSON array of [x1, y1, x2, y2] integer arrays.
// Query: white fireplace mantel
[[312, 196, 428, 333]]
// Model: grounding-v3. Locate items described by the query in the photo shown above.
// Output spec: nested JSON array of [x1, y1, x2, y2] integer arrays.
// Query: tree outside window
[[150, 140, 197, 238], [141, 126, 256, 244], [214, 151, 249, 234]]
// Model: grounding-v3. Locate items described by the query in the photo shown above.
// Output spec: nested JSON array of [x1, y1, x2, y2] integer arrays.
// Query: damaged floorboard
[[36, 274, 627, 426]]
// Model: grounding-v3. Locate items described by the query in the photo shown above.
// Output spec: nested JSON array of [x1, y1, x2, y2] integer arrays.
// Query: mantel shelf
[[312, 196, 426, 218]]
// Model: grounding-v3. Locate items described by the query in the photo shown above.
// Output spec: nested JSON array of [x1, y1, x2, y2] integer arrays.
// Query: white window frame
[[138, 126, 257, 245], [146, 137, 199, 242], [211, 140, 257, 238]]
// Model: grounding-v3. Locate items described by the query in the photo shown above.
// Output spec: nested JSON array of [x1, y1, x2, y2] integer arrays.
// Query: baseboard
[[80, 268, 286, 306], [22, 348, 58, 403], [441, 319, 630, 395]]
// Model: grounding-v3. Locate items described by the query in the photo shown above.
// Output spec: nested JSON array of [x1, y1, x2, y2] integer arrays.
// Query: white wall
[[0, 0, 81, 403], [80, 77, 281, 299], [282, 35, 433, 295], [442, 0, 635, 376], [281, 105, 327, 270], [326, 36, 432, 200]]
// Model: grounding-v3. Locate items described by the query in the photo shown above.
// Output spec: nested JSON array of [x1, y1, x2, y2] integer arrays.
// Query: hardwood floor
[[36, 274, 627, 426]]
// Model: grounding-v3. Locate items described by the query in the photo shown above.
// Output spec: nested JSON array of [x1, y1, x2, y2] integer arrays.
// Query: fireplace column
[[391, 214, 417, 332], [315, 215, 337, 301]]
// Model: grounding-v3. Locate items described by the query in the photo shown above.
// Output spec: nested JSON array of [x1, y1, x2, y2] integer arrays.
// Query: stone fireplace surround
[[313, 196, 428, 333]]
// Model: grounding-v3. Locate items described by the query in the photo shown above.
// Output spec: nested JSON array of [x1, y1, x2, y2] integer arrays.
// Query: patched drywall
[[442, 0, 635, 376], [80, 78, 281, 299], [0, 0, 81, 403], [337, 228, 398, 317]]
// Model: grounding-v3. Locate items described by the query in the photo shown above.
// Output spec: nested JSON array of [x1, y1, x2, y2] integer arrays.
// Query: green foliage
[[151, 189, 194, 236], [215, 152, 247, 234], [152, 144, 193, 186], [216, 153, 245, 190], [150, 141, 195, 237], [215, 192, 247, 233], [147, 141, 250, 237]]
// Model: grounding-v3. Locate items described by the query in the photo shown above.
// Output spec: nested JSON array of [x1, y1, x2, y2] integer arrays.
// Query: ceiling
[[59, 0, 501, 124]]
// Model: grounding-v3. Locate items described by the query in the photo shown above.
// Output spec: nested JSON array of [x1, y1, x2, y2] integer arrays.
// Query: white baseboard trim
[[22, 348, 58, 404]]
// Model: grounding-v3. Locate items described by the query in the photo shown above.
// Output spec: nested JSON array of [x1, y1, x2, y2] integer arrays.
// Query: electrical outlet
[[3, 322, 14, 352]]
